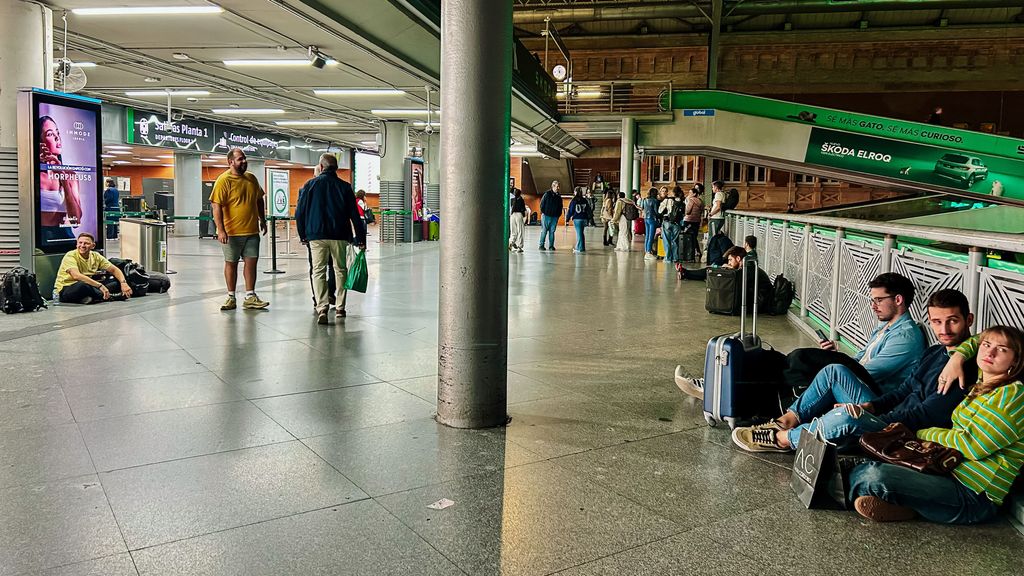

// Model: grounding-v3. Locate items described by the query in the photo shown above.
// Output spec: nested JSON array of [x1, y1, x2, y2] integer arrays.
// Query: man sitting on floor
[[731, 288, 973, 453], [54, 232, 133, 304], [675, 272, 926, 400]]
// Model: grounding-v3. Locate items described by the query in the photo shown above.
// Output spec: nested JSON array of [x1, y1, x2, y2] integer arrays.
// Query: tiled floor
[[1, 226, 1021, 575]]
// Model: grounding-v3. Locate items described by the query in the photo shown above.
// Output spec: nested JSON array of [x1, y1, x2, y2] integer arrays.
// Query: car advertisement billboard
[[804, 128, 1024, 201], [35, 93, 102, 252]]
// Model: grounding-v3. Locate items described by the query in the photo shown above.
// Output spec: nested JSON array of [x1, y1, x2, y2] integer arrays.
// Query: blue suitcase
[[703, 256, 785, 428]]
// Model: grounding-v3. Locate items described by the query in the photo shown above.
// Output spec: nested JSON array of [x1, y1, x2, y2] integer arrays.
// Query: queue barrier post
[[265, 216, 284, 274]]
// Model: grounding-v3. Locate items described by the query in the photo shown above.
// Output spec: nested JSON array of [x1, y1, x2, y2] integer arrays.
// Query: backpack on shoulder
[[623, 202, 639, 221], [770, 274, 795, 315], [667, 200, 685, 224], [0, 267, 47, 314], [722, 188, 740, 211]]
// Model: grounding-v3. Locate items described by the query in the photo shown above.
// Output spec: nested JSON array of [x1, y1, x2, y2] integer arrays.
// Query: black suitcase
[[706, 267, 742, 315]]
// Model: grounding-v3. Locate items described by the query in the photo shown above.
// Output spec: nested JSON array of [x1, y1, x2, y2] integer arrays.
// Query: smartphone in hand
[[815, 328, 828, 342]]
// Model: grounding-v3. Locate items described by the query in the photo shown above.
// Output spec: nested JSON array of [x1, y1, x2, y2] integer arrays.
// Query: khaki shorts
[[222, 234, 260, 262]]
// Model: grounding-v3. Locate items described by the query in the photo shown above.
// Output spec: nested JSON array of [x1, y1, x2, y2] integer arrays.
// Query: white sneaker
[[674, 365, 704, 400]]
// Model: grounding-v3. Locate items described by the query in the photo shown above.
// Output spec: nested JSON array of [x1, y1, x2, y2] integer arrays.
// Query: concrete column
[[0, 0, 53, 147], [437, 0, 511, 428], [381, 121, 410, 241], [708, 0, 722, 89], [381, 121, 409, 181], [426, 132, 441, 185], [632, 155, 641, 192], [247, 159, 266, 191], [619, 117, 635, 194], [173, 152, 202, 236]]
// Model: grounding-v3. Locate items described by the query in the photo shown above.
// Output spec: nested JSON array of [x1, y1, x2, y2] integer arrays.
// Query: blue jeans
[[788, 405, 888, 450], [540, 215, 557, 249], [662, 221, 680, 263], [644, 218, 658, 253], [708, 218, 724, 237], [785, 364, 879, 447], [849, 462, 998, 524], [573, 219, 587, 252]]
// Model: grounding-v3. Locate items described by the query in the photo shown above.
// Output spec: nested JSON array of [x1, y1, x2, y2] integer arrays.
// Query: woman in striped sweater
[[848, 325, 1024, 524]]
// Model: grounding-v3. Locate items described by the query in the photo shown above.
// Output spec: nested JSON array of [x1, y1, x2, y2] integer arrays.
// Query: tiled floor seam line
[[10, 552, 141, 576], [120, 499, 372, 554], [0, 246, 420, 343], [367, 495, 474, 576], [92, 437, 299, 474], [541, 526, 705, 576], [239, 378, 385, 401]]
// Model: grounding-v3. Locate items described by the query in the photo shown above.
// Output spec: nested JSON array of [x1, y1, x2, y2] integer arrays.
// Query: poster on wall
[[355, 152, 380, 195], [266, 169, 290, 218], [35, 93, 102, 252], [805, 128, 1024, 201]]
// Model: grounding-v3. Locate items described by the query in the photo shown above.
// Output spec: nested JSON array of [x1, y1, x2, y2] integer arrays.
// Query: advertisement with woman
[[37, 101, 99, 249]]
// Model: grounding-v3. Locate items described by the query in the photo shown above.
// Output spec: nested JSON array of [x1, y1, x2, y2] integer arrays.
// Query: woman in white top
[[38, 116, 83, 243]]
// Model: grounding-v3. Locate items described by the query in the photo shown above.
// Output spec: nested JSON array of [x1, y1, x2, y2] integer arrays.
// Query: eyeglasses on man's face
[[869, 295, 895, 305]]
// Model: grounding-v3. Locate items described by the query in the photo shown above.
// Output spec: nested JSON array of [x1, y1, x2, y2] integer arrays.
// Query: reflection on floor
[[0, 227, 1020, 575]]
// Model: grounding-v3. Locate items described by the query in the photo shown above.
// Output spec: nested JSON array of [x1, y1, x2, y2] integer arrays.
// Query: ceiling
[[42, 0, 585, 158], [512, 0, 1024, 39]]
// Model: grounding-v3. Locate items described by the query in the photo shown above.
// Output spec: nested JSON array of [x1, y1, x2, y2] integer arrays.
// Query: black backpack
[[0, 267, 47, 314], [623, 202, 639, 221], [722, 188, 740, 211], [109, 258, 151, 297], [706, 232, 734, 267], [667, 200, 685, 224], [770, 274, 795, 315]]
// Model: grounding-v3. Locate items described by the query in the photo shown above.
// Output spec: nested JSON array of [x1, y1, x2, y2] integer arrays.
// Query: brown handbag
[[859, 422, 964, 475]]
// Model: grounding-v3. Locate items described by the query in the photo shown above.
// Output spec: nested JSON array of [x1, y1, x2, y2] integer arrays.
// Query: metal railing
[[726, 209, 1024, 349], [556, 80, 671, 115]]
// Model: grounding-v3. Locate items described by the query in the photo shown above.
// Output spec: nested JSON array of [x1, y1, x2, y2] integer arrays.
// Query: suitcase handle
[[740, 255, 758, 339]]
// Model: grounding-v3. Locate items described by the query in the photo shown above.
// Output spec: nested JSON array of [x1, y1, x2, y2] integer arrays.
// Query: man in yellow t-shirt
[[54, 232, 133, 304], [210, 148, 269, 311]]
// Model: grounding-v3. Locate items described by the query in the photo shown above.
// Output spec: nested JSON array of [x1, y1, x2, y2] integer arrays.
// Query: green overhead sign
[[670, 91, 1024, 162]]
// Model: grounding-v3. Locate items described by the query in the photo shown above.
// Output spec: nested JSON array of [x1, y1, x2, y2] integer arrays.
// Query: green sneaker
[[242, 293, 270, 309], [220, 296, 236, 311]]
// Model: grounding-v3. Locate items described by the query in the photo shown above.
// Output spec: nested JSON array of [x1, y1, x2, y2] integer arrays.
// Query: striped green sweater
[[918, 381, 1024, 505]]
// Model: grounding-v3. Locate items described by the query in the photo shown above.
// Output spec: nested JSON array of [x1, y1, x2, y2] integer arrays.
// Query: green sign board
[[670, 91, 1024, 162], [267, 169, 290, 218], [805, 128, 1022, 201]]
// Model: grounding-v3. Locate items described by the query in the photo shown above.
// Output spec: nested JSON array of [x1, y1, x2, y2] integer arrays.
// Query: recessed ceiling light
[[172, 52, 190, 60], [274, 120, 338, 126], [313, 89, 406, 96], [72, 6, 224, 16], [371, 109, 440, 117], [211, 108, 285, 115], [125, 90, 210, 97], [186, 97, 199, 103], [144, 76, 161, 83]]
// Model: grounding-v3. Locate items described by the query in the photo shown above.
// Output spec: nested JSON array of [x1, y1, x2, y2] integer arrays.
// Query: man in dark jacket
[[538, 180, 563, 251], [730, 289, 973, 453], [103, 179, 120, 240], [295, 154, 366, 324]]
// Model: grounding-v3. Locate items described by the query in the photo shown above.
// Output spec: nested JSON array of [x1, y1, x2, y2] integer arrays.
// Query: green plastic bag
[[345, 249, 368, 293]]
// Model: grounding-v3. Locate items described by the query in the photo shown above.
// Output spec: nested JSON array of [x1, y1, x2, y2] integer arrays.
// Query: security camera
[[308, 46, 326, 69]]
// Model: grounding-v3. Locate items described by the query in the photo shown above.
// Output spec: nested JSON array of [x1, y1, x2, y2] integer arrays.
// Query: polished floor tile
[[0, 423, 94, 489], [30, 553, 138, 576], [101, 441, 367, 549], [62, 372, 243, 422]]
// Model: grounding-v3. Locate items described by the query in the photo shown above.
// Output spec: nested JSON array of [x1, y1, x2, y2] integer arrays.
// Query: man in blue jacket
[[295, 154, 366, 324], [538, 180, 563, 251], [731, 288, 972, 452]]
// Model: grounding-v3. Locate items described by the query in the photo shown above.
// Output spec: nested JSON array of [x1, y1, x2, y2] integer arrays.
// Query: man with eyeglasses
[[675, 272, 926, 401]]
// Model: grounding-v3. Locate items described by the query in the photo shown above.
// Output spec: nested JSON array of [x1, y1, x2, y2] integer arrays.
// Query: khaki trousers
[[310, 239, 349, 313]]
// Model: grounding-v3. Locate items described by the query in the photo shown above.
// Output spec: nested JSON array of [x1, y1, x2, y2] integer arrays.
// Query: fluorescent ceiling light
[[112, 160, 131, 164], [360, 141, 377, 145], [161, 164, 174, 167], [201, 158, 219, 162], [510, 144, 537, 153], [140, 158, 162, 162], [59, 61, 97, 68], [73, 6, 223, 16], [106, 150, 132, 155], [274, 120, 338, 126], [100, 154, 115, 158], [105, 145, 131, 150], [313, 89, 406, 96], [223, 59, 338, 67], [371, 109, 439, 117], [125, 90, 210, 97], [211, 108, 284, 115]]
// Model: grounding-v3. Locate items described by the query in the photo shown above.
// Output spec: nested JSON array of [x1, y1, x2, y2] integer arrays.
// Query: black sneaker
[[538, 246, 546, 251]]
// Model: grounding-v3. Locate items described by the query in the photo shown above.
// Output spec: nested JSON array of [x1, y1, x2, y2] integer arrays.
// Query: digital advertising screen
[[409, 159, 424, 221], [33, 91, 102, 253]]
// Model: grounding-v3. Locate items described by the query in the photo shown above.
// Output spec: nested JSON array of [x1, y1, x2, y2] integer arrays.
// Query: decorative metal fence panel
[[765, 221, 784, 282], [977, 267, 1024, 332], [837, 239, 885, 350], [890, 248, 967, 346], [784, 225, 806, 300], [806, 232, 837, 327]]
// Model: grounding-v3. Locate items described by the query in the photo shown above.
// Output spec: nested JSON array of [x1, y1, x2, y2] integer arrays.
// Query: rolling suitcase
[[705, 267, 742, 315], [703, 256, 786, 429]]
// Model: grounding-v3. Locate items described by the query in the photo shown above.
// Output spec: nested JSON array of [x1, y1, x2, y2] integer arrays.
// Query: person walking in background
[[600, 186, 616, 246], [295, 153, 367, 324], [707, 179, 726, 238], [583, 187, 597, 227], [566, 188, 592, 253], [538, 180, 563, 251], [210, 148, 269, 311], [103, 179, 119, 241], [639, 188, 660, 260], [614, 191, 637, 252], [509, 188, 527, 253]]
